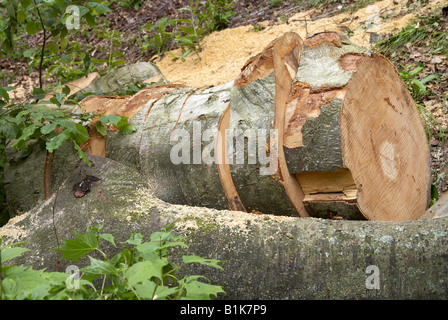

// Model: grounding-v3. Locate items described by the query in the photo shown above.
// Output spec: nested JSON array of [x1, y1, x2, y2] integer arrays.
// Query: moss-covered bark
[[1, 156, 447, 299]]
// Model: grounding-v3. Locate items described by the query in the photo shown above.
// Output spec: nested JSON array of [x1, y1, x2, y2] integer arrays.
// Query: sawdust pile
[[155, 0, 445, 87]]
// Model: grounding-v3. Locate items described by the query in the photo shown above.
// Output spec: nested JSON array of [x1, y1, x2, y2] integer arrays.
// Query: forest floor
[[1, 0, 448, 193]]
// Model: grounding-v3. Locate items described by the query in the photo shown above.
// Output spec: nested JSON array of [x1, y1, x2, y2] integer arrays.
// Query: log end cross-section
[[341, 54, 431, 221], [282, 32, 430, 221]]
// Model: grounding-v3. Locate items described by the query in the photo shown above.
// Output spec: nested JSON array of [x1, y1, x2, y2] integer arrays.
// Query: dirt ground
[[155, 0, 446, 87]]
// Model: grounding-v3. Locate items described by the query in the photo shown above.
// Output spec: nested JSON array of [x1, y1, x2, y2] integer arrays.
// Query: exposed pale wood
[[273, 32, 309, 218], [80, 85, 181, 121], [43, 72, 99, 102], [234, 40, 275, 87], [303, 31, 343, 48], [339, 53, 369, 71], [296, 168, 357, 203], [340, 53, 431, 221], [83, 128, 106, 157], [216, 104, 246, 212], [112, 85, 182, 122], [284, 85, 347, 149]]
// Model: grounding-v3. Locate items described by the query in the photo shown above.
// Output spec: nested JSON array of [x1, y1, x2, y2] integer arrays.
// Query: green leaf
[[81, 256, 118, 276], [2, 266, 51, 300], [99, 114, 122, 126], [1, 86, 15, 92], [84, 12, 96, 26], [138, 230, 188, 256], [98, 233, 116, 247], [180, 275, 225, 300], [120, 248, 134, 266], [56, 119, 77, 131], [116, 120, 137, 135], [47, 41, 59, 54], [46, 129, 71, 153], [17, 10, 26, 23], [111, 60, 126, 68], [94, 122, 107, 136], [11, 123, 40, 149], [421, 73, 438, 85], [182, 255, 225, 270], [431, 184, 439, 201], [72, 123, 89, 144], [50, 93, 65, 107], [21, 0, 32, 9], [23, 48, 35, 58], [73, 142, 91, 166], [0, 247, 30, 264], [408, 66, 423, 76], [87, 2, 112, 15], [40, 123, 58, 135], [59, 231, 99, 262], [153, 284, 179, 300], [177, 37, 194, 46], [125, 259, 168, 285], [32, 87, 46, 100], [60, 37, 68, 51], [126, 233, 143, 246], [153, 34, 162, 50], [412, 78, 426, 93], [131, 279, 157, 299], [181, 48, 193, 60], [62, 85, 71, 96], [0, 88, 10, 102], [179, 26, 195, 34], [1, 122, 20, 140], [25, 20, 38, 35]]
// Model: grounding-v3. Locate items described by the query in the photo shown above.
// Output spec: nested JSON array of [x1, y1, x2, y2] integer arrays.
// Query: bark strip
[[273, 32, 309, 218]]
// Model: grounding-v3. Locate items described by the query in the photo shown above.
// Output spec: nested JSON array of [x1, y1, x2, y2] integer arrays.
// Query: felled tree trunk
[[1, 156, 447, 299], [281, 32, 430, 221], [4, 32, 431, 221]]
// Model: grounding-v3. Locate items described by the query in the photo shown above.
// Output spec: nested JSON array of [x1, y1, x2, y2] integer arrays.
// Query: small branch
[[43, 150, 54, 198], [33, 0, 47, 90]]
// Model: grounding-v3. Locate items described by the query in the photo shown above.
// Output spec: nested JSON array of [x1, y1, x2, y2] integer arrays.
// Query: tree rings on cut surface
[[283, 32, 430, 221]]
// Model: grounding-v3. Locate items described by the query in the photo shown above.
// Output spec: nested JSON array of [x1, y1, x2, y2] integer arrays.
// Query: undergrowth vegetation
[[0, 224, 225, 300]]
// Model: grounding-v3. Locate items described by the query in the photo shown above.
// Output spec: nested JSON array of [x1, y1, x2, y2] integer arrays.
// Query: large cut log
[[0, 156, 447, 299], [281, 32, 430, 221], [4, 32, 430, 221]]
